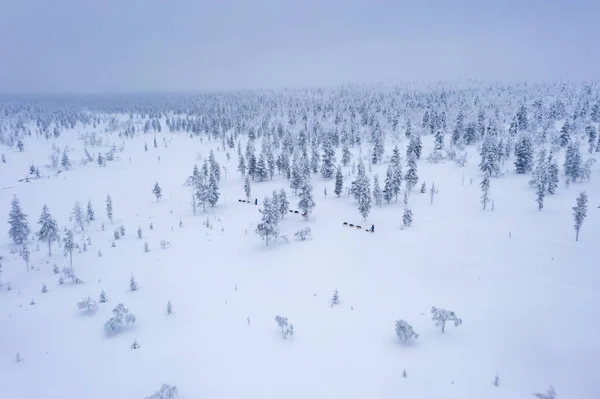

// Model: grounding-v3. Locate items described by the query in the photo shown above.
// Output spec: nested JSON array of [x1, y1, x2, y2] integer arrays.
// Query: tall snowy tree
[[244, 175, 251, 201], [255, 196, 279, 246], [480, 174, 491, 210], [559, 120, 571, 147], [479, 133, 500, 176], [255, 153, 268, 181], [37, 204, 59, 256], [310, 141, 320, 174], [61, 150, 71, 170], [86, 200, 95, 223], [298, 177, 316, 219], [404, 154, 419, 193], [383, 164, 395, 203], [207, 172, 220, 207], [278, 189, 290, 218], [572, 191, 588, 241], [208, 150, 221, 183], [106, 194, 113, 224], [152, 181, 162, 201], [564, 141, 582, 183], [320, 138, 336, 178], [326, 165, 340, 198], [72, 202, 84, 232], [373, 174, 382, 207], [290, 160, 303, 195], [586, 125, 597, 153], [341, 143, 352, 166], [63, 229, 75, 267], [546, 153, 559, 195], [8, 196, 30, 246], [514, 137, 533, 174], [237, 153, 246, 179]]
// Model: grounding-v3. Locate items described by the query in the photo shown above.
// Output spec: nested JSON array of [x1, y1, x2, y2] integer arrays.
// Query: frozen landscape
[[0, 83, 599, 399]]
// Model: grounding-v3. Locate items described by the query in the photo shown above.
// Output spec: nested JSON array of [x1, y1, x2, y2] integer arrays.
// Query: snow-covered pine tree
[[434, 129, 444, 151], [341, 142, 352, 166], [564, 141, 582, 182], [209, 150, 221, 183], [37, 204, 59, 256], [72, 202, 84, 232], [247, 153, 257, 180], [255, 196, 279, 245], [404, 153, 419, 193], [395, 319, 419, 343], [8, 195, 30, 246], [559, 120, 571, 147], [19, 244, 30, 271], [373, 174, 382, 207], [207, 172, 220, 207], [106, 194, 113, 224], [310, 141, 320, 173], [480, 173, 491, 210], [298, 177, 316, 219], [546, 153, 559, 194], [244, 175, 251, 201], [255, 153, 268, 181], [586, 125, 597, 153], [63, 229, 74, 267], [536, 177, 546, 211], [514, 136, 533, 174], [237, 153, 246, 179], [431, 306, 462, 333], [479, 133, 500, 176], [61, 150, 71, 170], [86, 200, 95, 223], [402, 208, 413, 227], [278, 189, 290, 218], [152, 181, 162, 201], [334, 165, 344, 197], [383, 164, 394, 203], [321, 138, 336, 178], [573, 191, 588, 241]]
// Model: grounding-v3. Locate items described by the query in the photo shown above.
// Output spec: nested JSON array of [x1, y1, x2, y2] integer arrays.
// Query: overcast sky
[[0, 0, 598, 94]]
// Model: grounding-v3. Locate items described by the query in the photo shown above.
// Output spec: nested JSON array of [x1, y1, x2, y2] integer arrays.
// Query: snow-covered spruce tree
[[334, 165, 344, 197], [586, 125, 597, 153], [255, 153, 268, 181], [546, 153, 559, 195], [77, 296, 98, 313], [330, 288, 339, 307], [278, 189, 290, 218], [479, 132, 500, 176], [480, 173, 491, 210], [130, 275, 138, 291], [19, 245, 30, 271], [298, 177, 316, 219], [244, 175, 251, 201], [207, 172, 220, 207], [8, 195, 30, 246], [63, 229, 74, 267], [104, 303, 136, 335], [431, 306, 462, 333], [429, 182, 437, 204], [86, 200, 95, 223], [99, 290, 107, 303], [321, 137, 336, 178], [564, 141, 582, 183], [37, 204, 59, 256], [144, 384, 178, 399], [434, 129, 444, 151], [383, 164, 395, 203], [274, 315, 294, 339], [559, 120, 571, 148], [394, 320, 419, 343], [373, 174, 383, 207], [106, 194, 113, 224], [72, 202, 84, 232], [310, 141, 320, 174], [61, 150, 71, 170], [493, 373, 500, 387], [536, 176, 546, 211], [271, 190, 280, 218], [402, 208, 413, 228], [405, 153, 419, 193], [237, 153, 246, 179], [514, 136, 533, 173], [255, 196, 279, 246], [137, 226, 142, 239], [152, 181, 162, 201], [355, 167, 371, 220], [341, 142, 352, 166], [572, 191, 588, 241], [534, 386, 557, 399], [166, 300, 172, 315], [209, 150, 221, 183], [420, 182, 426, 193]]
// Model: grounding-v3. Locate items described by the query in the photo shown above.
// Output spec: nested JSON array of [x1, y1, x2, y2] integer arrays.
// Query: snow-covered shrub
[[166, 301, 172, 315], [99, 290, 107, 303], [431, 306, 462, 333], [330, 288, 339, 307], [160, 240, 171, 249], [61, 267, 83, 284], [130, 276, 138, 291], [144, 242, 149, 252], [144, 384, 178, 399], [41, 283, 47, 293], [534, 386, 557, 399], [394, 319, 419, 343], [15, 352, 22, 363], [493, 373, 499, 387], [104, 303, 136, 335], [454, 152, 468, 167], [77, 296, 98, 313], [131, 339, 140, 349], [114, 230, 120, 240], [294, 227, 312, 241], [52, 264, 59, 274], [274, 315, 294, 339], [427, 150, 445, 164]]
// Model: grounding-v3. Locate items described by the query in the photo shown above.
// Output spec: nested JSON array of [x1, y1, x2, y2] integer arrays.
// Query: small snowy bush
[[534, 386, 557, 399], [274, 315, 294, 339], [104, 303, 136, 335], [144, 384, 178, 399], [130, 276, 138, 291], [77, 296, 98, 313], [166, 300, 172, 315], [431, 306, 462, 333], [394, 319, 419, 343], [15, 352, 22, 363], [99, 290, 107, 303], [131, 339, 140, 349], [294, 227, 312, 241], [330, 288, 339, 307]]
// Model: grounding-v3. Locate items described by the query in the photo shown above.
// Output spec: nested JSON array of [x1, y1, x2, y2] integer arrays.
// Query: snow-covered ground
[[1, 111, 599, 399]]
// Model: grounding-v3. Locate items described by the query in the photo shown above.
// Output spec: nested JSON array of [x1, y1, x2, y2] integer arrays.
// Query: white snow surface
[[1, 125, 599, 399]]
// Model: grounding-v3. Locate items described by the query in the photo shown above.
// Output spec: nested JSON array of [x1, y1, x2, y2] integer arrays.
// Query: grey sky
[[0, 0, 598, 93]]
